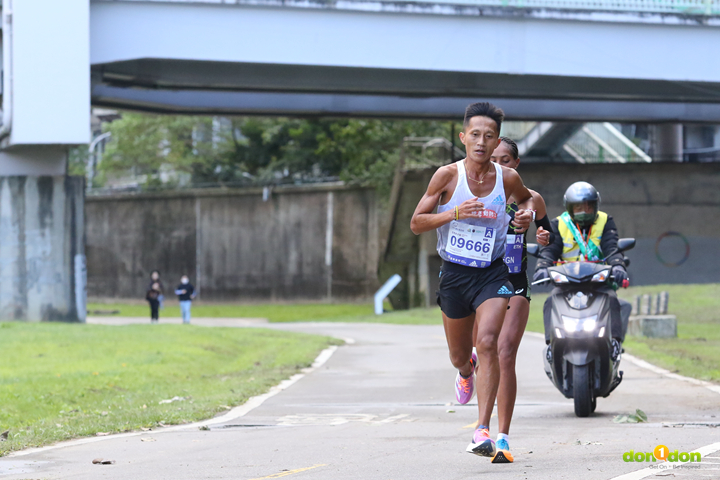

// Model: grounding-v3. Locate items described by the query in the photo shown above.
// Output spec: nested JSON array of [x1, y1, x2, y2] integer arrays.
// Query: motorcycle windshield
[[560, 262, 608, 282]]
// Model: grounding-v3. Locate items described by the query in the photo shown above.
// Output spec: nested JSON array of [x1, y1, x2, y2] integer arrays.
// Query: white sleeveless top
[[436, 161, 511, 268]]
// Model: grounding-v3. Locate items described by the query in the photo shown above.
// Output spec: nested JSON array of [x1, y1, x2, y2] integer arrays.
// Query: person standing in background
[[146, 282, 161, 323], [149, 270, 165, 309], [175, 275, 196, 324]]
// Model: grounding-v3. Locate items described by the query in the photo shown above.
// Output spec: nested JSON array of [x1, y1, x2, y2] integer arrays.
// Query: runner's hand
[[457, 198, 485, 220], [512, 209, 532, 233], [536, 226, 550, 246]]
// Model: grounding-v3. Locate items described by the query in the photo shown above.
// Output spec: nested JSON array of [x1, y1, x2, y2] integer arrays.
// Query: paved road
[[1, 321, 719, 479]]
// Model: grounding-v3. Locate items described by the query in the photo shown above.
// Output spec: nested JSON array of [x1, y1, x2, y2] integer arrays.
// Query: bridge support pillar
[[0, 170, 85, 322], [652, 124, 684, 162]]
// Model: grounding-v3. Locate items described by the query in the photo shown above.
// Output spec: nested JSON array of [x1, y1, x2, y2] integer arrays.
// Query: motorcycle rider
[[532, 182, 632, 358]]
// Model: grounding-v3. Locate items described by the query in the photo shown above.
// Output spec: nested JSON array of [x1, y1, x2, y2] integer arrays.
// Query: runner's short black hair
[[463, 102, 504, 133], [499, 137, 519, 160]]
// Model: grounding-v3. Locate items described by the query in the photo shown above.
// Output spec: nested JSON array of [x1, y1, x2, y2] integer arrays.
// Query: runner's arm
[[410, 167, 485, 235], [504, 168, 535, 232], [530, 190, 555, 245], [536, 218, 562, 268], [535, 214, 554, 246]]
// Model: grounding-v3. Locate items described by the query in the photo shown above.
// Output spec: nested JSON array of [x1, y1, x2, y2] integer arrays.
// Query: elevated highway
[[90, 0, 720, 121]]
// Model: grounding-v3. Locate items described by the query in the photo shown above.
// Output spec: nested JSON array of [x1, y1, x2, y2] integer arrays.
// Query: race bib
[[504, 234, 523, 273], [445, 221, 495, 267]]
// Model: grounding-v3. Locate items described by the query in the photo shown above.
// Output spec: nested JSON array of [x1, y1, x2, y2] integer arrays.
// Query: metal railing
[[392, 0, 720, 15], [564, 123, 652, 163], [107, 0, 720, 15]]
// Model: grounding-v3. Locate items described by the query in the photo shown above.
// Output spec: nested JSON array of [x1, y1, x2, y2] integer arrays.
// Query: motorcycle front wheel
[[573, 364, 593, 417]]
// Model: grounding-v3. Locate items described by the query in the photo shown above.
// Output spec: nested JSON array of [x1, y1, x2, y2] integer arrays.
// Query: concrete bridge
[[1, 0, 719, 319], [90, 0, 720, 121]]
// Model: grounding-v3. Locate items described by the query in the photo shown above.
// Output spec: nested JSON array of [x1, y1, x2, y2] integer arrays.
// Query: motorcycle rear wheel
[[573, 364, 594, 417]]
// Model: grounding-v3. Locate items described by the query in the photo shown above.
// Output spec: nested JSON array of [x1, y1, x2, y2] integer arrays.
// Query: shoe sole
[[491, 450, 514, 463], [466, 439, 497, 457]]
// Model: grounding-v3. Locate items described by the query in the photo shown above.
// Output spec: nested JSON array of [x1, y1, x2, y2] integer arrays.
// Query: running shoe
[[492, 438, 514, 463], [454, 352, 477, 404], [466, 427, 497, 457]]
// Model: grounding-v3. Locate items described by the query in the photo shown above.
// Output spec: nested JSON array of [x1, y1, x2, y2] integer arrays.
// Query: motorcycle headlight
[[562, 316, 578, 331], [582, 316, 597, 331], [550, 271, 570, 284], [561, 315, 598, 332], [591, 269, 611, 283]]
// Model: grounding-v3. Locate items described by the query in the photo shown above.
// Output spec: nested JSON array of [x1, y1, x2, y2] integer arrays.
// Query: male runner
[[410, 102, 535, 460]]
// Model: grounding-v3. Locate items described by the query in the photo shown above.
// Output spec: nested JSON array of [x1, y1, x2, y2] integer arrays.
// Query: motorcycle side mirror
[[527, 243, 540, 257], [617, 238, 635, 253]]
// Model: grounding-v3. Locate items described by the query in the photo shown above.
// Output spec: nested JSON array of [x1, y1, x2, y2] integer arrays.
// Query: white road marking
[[622, 353, 720, 396], [608, 442, 720, 480], [276, 413, 411, 426]]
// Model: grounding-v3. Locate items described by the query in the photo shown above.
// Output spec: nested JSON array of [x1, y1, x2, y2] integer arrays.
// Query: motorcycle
[[528, 238, 635, 417]]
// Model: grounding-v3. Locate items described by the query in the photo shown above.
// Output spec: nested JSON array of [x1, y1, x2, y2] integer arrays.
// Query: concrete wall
[[85, 184, 379, 301], [0, 176, 85, 321]]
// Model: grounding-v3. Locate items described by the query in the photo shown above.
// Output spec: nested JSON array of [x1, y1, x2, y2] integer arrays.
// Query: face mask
[[181, 278, 189, 284], [573, 212, 595, 226]]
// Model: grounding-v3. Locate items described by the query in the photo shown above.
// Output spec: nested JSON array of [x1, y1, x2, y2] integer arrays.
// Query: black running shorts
[[436, 257, 514, 319], [509, 272, 531, 301]]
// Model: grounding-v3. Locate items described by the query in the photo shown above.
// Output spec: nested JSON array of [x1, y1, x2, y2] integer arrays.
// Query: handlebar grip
[[622, 279, 630, 288]]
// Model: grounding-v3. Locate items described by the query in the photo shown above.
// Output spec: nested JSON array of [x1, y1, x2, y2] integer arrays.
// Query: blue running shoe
[[492, 438, 514, 463]]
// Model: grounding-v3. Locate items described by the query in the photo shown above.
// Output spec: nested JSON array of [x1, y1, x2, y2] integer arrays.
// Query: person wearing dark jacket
[[175, 275, 195, 324], [146, 282, 161, 323], [148, 270, 165, 309], [533, 182, 631, 357]]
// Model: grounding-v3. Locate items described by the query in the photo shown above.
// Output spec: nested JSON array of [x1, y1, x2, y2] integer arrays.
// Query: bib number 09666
[[449, 236, 492, 254], [445, 221, 496, 266]]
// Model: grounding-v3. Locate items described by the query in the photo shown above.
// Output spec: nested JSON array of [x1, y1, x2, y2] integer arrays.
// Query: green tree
[[97, 112, 460, 195], [100, 113, 215, 186]]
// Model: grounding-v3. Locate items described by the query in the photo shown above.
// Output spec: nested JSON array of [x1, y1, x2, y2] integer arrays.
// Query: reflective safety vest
[[557, 211, 608, 262]]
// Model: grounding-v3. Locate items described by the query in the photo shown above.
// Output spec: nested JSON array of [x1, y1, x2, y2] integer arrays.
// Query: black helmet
[[563, 182, 600, 229]]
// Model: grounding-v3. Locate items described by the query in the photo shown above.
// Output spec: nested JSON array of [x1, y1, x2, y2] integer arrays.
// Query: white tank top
[[436, 161, 510, 268]]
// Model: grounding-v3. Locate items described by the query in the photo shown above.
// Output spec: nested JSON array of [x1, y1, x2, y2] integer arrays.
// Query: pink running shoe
[[454, 352, 477, 404], [466, 427, 497, 457]]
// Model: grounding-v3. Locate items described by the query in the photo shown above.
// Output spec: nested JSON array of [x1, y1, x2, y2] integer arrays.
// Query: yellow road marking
[[247, 464, 327, 480]]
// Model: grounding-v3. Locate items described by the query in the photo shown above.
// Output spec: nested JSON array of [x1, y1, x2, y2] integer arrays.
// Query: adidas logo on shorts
[[497, 285, 513, 295]]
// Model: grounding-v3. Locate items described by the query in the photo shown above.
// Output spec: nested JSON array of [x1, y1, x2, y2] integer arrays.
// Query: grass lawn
[[0, 322, 339, 455], [618, 283, 720, 383]]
